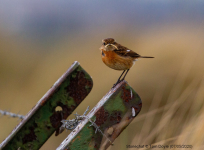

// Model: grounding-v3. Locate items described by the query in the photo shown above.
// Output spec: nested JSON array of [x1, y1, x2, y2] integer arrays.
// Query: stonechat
[[100, 38, 154, 88]]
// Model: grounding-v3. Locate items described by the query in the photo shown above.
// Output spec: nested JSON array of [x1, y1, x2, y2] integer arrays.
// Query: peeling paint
[[0, 61, 93, 150], [57, 81, 142, 150]]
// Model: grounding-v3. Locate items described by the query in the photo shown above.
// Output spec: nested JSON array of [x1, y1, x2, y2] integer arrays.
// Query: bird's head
[[100, 38, 118, 51]]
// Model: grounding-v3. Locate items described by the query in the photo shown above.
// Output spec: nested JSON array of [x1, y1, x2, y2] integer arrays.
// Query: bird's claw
[[112, 79, 123, 88]]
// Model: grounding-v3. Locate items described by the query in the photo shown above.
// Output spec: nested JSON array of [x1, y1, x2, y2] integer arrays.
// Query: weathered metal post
[[0, 61, 93, 150], [0, 61, 142, 150], [57, 81, 142, 150]]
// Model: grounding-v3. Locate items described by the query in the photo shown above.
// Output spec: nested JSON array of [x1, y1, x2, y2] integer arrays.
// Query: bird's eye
[[103, 42, 106, 45]]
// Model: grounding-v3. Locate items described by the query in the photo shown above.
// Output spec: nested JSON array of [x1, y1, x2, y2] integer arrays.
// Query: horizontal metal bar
[[0, 61, 93, 150], [57, 80, 142, 150]]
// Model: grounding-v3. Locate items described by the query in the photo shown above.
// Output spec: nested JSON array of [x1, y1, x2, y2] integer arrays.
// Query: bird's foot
[[112, 84, 117, 88], [112, 79, 124, 88]]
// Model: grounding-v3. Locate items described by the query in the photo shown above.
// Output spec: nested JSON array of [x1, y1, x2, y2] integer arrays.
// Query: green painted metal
[[0, 61, 93, 150], [57, 81, 142, 150]]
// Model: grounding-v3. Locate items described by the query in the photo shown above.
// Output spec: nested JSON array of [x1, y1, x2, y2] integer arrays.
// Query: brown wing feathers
[[113, 44, 154, 58], [114, 49, 141, 58]]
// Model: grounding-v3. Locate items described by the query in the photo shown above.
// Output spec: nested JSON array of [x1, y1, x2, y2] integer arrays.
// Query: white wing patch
[[127, 50, 130, 52]]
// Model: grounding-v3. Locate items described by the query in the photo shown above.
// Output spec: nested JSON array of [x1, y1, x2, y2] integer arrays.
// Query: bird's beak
[[105, 44, 118, 50]]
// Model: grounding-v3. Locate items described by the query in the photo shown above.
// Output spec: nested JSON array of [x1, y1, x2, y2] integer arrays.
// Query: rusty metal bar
[[57, 80, 142, 150], [0, 61, 93, 150]]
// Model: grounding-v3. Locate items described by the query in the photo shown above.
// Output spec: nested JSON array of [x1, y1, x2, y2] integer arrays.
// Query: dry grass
[[0, 24, 204, 149]]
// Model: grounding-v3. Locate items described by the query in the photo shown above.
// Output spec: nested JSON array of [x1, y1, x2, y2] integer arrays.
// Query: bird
[[100, 38, 154, 88]]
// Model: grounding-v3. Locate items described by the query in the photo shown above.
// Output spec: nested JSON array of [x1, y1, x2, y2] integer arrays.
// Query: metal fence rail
[[57, 81, 142, 150], [0, 61, 93, 150], [0, 61, 142, 150]]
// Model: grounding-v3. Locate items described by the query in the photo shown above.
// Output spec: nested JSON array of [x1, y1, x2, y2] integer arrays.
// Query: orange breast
[[101, 49, 134, 70]]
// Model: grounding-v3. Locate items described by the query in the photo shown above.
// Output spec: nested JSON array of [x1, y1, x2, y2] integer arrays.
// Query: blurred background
[[1, 0, 204, 149]]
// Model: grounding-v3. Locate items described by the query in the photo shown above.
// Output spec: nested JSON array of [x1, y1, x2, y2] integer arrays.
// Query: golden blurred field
[[1, 2, 204, 150]]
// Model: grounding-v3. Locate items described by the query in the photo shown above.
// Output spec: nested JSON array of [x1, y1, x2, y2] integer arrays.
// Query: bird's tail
[[140, 56, 154, 58]]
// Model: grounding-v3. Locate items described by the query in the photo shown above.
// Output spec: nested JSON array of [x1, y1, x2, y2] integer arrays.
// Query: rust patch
[[40, 99, 47, 106], [66, 71, 92, 105], [138, 102, 142, 107], [117, 115, 122, 123], [110, 112, 122, 123], [132, 104, 142, 118], [50, 111, 63, 136], [22, 123, 37, 144], [95, 107, 109, 126], [121, 86, 131, 102], [133, 107, 138, 112], [50, 104, 71, 136]]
